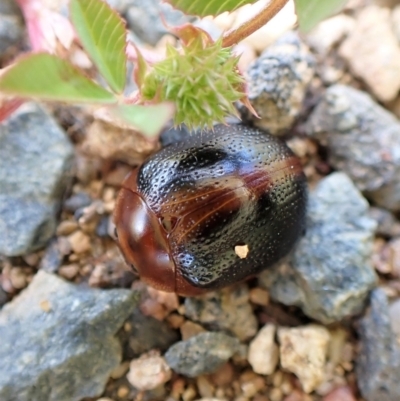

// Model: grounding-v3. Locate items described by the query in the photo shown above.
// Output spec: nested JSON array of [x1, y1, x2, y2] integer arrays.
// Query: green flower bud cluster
[[141, 37, 245, 130]]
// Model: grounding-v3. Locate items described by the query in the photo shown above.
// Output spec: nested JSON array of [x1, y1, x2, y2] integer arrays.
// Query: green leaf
[[107, 103, 175, 138], [70, 0, 127, 93], [165, 0, 258, 17], [0, 53, 116, 103], [295, 0, 347, 32]]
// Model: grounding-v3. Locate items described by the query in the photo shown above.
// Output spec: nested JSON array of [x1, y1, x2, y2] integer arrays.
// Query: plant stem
[[222, 0, 290, 48]]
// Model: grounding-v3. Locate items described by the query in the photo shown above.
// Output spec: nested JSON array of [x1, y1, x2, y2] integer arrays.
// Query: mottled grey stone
[[119, 308, 179, 359], [259, 172, 377, 324], [242, 31, 315, 135], [305, 84, 400, 211], [165, 332, 241, 377], [356, 289, 400, 401], [123, 0, 191, 46], [184, 284, 258, 341], [0, 271, 139, 401], [0, 103, 74, 256], [0, 0, 23, 55]]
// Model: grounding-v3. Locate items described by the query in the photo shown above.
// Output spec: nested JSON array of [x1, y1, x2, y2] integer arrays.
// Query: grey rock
[[119, 308, 179, 359], [124, 0, 191, 46], [63, 192, 92, 213], [165, 331, 241, 377], [184, 284, 258, 341], [389, 299, 400, 337], [368, 207, 400, 238], [243, 31, 315, 135], [39, 239, 63, 273], [305, 84, 400, 211], [96, 215, 111, 238], [0, 15, 24, 54], [0, 271, 139, 401], [0, 0, 21, 15], [0, 286, 8, 308], [356, 288, 400, 401], [0, 103, 74, 256], [0, 0, 23, 55], [259, 172, 377, 324]]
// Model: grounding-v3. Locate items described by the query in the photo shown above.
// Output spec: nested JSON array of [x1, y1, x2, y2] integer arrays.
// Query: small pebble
[[110, 361, 130, 380], [165, 332, 241, 378], [166, 313, 185, 329], [210, 363, 235, 387], [117, 385, 129, 398], [306, 14, 355, 55], [278, 325, 331, 393], [194, 399, 226, 401], [269, 387, 283, 401], [56, 220, 79, 236], [249, 288, 270, 306], [171, 378, 185, 399], [240, 375, 265, 397], [0, 287, 8, 307], [64, 192, 92, 213], [104, 164, 132, 187], [180, 320, 206, 341], [145, 287, 179, 314], [127, 352, 172, 391], [272, 370, 283, 388], [184, 284, 257, 341], [182, 385, 197, 401], [67, 230, 91, 254], [389, 299, 400, 336], [248, 324, 279, 375], [119, 307, 179, 359], [83, 119, 156, 166], [39, 240, 63, 273], [368, 207, 400, 237], [283, 390, 307, 401], [96, 215, 111, 238], [57, 236, 72, 255], [197, 376, 215, 398], [23, 253, 39, 267], [339, 5, 400, 101], [9, 267, 30, 290], [326, 329, 347, 367], [281, 378, 293, 395], [253, 396, 270, 401], [243, 31, 315, 135], [58, 264, 79, 280], [323, 385, 356, 401]]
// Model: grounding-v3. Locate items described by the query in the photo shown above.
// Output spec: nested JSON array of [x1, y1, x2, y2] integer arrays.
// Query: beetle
[[114, 124, 307, 296]]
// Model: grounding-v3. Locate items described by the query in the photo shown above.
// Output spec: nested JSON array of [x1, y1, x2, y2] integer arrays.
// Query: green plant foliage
[[165, 0, 258, 17], [140, 36, 244, 130], [0, 53, 116, 103], [70, 0, 127, 93], [295, 0, 348, 32], [107, 103, 175, 138]]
